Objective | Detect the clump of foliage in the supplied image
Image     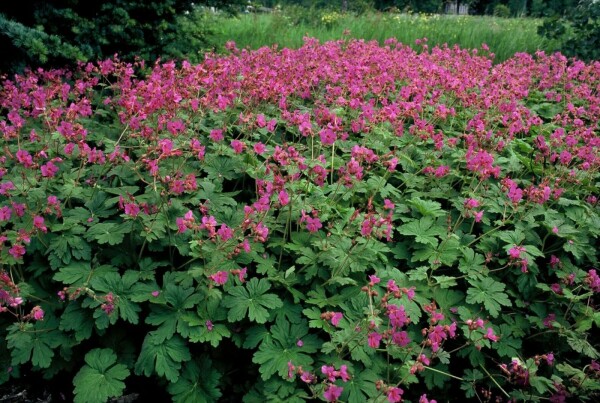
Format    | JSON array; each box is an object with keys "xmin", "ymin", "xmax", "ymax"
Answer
[
  {"xmin": 538, "ymin": 0, "xmax": 600, "ymax": 62},
  {"xmin": 0, "ymin": 1, "xmax": 246, "ymax": 74},
  {"xmin": 0, "ymin": 39, "xmax": 599, "ymax": 401}
]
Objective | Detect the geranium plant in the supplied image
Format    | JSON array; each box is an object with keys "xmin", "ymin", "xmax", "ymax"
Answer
[{"xmin": 0, "ymin": 38, "xmax": 599, "ymax": 401}]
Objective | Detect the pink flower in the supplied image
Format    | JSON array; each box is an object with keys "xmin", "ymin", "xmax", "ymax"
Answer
[
  {"xmin": 231, "ymin": 140, "xmax": 244, "ymax": 154},
  {"xmin": 9, "ymin": 244, "xmax": 26, "ymax": 259},
  {"xmin": 255, "ymin": 222, "xmax": 269, "ymax": 242},
  {"xmin": 319, "ymin": 128, "xmax": 336, "ymax": 145},
  {"xmin": 31, "ymin": 306, "xmax": 44, "ymax": 321},
  {"xmin": 339, "ymin": 365, "xmax": 350, "ymax": 382},
  {"xmin": 217, "ymin": 224, "xmax": 234, "ymax": 241},
  {"xmin": 16, "ymin": 149, "xmax": 33, "ymax": 167},
  {"xmin": 473, "ymin": 210, "xmax": 484, "ymax": 223},
  {"xmin": 256, "ymin": 114, "xmax": 267, "ymax": 128},
  {"xmin": 0, "ymin": 206, "xmax": 11, "ymax": 221},
  {"xmin": 278, "ymin": 190, "xmax": 290, "ymax": 206},
  {"xmin": 41, "ymin": 161, "xmax": 59, "ymax": 177},
  {"xmin": 206, "ymin": 320, "xmax": 214, "ymax": 331},
  {"xmin": 209, "ymin": 129, "xmax": 224, "ymax": 142},
  {"xmin": 321, "ymin": 365, "xmax": 336, "ymax": 382},
  {"xmin": 151, "ymin": 291, "xmax": 160, "ymax": 297},
  {"xmin": 323, "ymin": 384, "xmax": 343, "ymax": 402},
  {"xmin": 383, "ymin": 199, "xmax": 395, "ymax": 210},
  {"xmin": 543, "ymin": 313, "xmax": 556, "ymax": 329},
  {"xmin": 176, "ymin": 218, "xmax": 187, "ymax": 233},
  {"xmin": 419, "ymin": 394, "xmax": 437, "ymax": 403},
  {"xmin": 331, "ymin": 312, "xmax": 343, "ymax": 326},
  {"xmin": 124, "ymin": 203, "xmax": 140, "ymax": 217},
  {"xmin": 508, "ymin": 245, "xmax": 526, "ymax": 259},
  {"xmin": 484, "ymin": 327, "xmax": 499, "ymax": 342},
  {"xmin": 253, "ymin": 142, "xmax": 266, "ymax": 154},
  {"xmin": 387, "ymin": 386, "xmax": 404, "ymax": 403},
  {"xmin": 209, "ymin": 271, "xmax": 228, "ymax": 285},
  {"xmin": 464, "ymin": 198, "xmax": 480, "ymax": 209},
  {"xmin": 368, "ymin": 274, "xmax": 380, "ymax": 286},
  {"xmin": 392, "ymin": 331, "xmax": 410, "ymax": 347},
  {"xmin": 368, "ymin": 331, "xmax": 382, "ymax": 348},
  {"xmin": 296, "ymin": 339, "xmax": 303, "ymax": 347},
  {"xmin": 33, "ymin": 215, "xmax": 47, "ymax": 232},
  {"xmin": 434, "ymin": 165, "xmax": 449, "ymax": 177}
]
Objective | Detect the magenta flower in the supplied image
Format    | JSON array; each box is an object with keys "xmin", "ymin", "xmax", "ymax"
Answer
[
  {"xmin": 253, "ymin": 142, "xmax": 266, "ymax": 154},
  {"xmin": 484, "ymin": 327, "xmax": 499, "ymax": 342},
  {"xmin": 0, "ymin": 206, "xmax": 11, "ymax": 221},
  {"xmin": 387, "ymin": 386, "xmax": 404, "ymax": 403},
  {"xmin": 278, "ymin": 190, "xmax": 290, "ymax": 206},
  {"xmin": 392, "ymin": 331, "xmax": 410, "ymax": 347},
  {"xmin": 508, "ymin": 245, "xmax": 526, "ymax": 259},
  {"xmin": 368, "ymin": 331, "xmax": 382, "ymax": 348},
  {"xmin": 209, "ymin": 271, "xmax": 228, "ymax": 285},
  {"xmin": 319, "ymin": 128, "xmax": 337, "ymax": 145},
  {"xmin": 339, "ymin": 365, "xmax": 350, "ymax": 382},
  {"xmin": 33, "ymin": 215, "xmax": 47, "ymax": 232},
  {"xmin": 383, "ymin": 199, "xmax": 395, "ymax": 210},
  {"xmin": 368, "ymin": 274, "xmax": 380, "ymax": 286},
  {"xmin": 473, "ymin": 210, "xmax": 484, "ymax": 222},
  {"xmin": 31, "ymin": 306, "xmax": 44, "ymax": 321},
  {"xmin": 331, "ymin": 312, "xmax": 343, "ymax": 326},
  {"xmin": 9, "ymin": 244, "xmax": 26, "ymax": 259},
  {"xmin": 217, "ymin": 224, "xmax": 234, "ymax": 241},
  {"xmin": 151, "ymin": 291, "xmax": 160, "ymax": 297},
  {"xmin": 205, "ymin": 320, "xmax": 214, "ymax": 331},
  {"xmin": 124, "ymin": 203, "xmax": 140, "ymax": 217},
  {"xmin": 209, "ymin": 129, "xmax": 224, "ymax": 142},
  {"xmin": 308, "ymin": 217, "xmax": 323, "ymax": 233},
  {"xmin": 321, "ymin": 365, "xmax": 336, "ymax": 382},
  {"xmin": 464, "ymin": 198, "xmax": 480, "ymax": 209},
  {"xmin": 41, "ymin": 161, "xmax": 59, "ymax": 177},
  {"xmin": 231, "ymin": 139, "xmax": 244, "ymax": 154},
  {"xmin": 323, "ymin": 384, "xmax": 343, "ymax": 402}
]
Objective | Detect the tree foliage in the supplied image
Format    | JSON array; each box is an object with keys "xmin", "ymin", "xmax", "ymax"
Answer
[{"xmin": 0, "ymin": 1, "xmax": 243, "ymax": 74}]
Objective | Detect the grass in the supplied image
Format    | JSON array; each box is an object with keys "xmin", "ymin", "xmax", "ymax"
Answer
[{"xmin": 207, "ymin": 12, "xmax": 560, "ymax": 62}]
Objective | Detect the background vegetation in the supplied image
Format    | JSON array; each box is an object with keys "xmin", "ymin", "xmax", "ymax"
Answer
[{"xmin": 1, "ymin": 0, "xmax": 599, "ymax": 75}]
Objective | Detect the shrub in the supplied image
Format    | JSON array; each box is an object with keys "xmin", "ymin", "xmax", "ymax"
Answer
[
  {"xmin": 0, "ymin": 1, "xmax": 245, "ymax": 74},
  {"xmin": 493, "ymin": 4, "xmax": 512, "ymax": 17},
  {"xmin": 0, "ymin": 39, "xmax": 599, "ymax": 401},
  {"xmin": 538, "ymin": 0, "xmax": 600, "ymax": 62}
]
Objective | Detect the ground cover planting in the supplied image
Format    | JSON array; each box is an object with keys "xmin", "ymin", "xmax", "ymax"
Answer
[{"xmin": 0, "ymin": 38, "xmax": 599, "ymax": 401}]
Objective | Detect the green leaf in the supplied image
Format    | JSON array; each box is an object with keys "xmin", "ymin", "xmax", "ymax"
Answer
[
  {"xmin": 90, "ymin": 271, "xmax": 142, "ymax": 325},
  {"xmin": 398, "ymin": 217, "xmax": 445, "ymax": 246},
  {"xmin": 146, "ymin": 283, "xmax": 203, "ymax": 342},
  {"xmin": 252, "ymin": 317, "xmax": 321, "ymax": 380},
  {"xmin": 466, "ymin": 278, "xmax": 511, "ymax": 318},
  {"xmin": 223, "ymin": 278, "xmax": 283, "ymax": 323},
  {"xmin": 344, "ymin": 367, "xmax": 379, "ymax": 403},
  {"xmin": 408, "ymin": 198, "xmax": 446, "ymax": 217},
  {"xmin": 85, "ymin": 222, "xmax": 131, "ymax": 245},
  {"xmin": 565, "ymin": 334, "xmax": 599, "ymax": 359},
  {"xmin": 168, "ymin": 357, "xmax": 222, "ymax": 403},
  {"xmin": 6, "ymin": 319, "xmax": 66, "ymax": 369},
  {"xmin": 135, "ymin": 334, "xmax": 191, "ymax": 382},
  {"xmin": 60, "ymin": 302, "xmax": 94, "ymax": 341},
  {"xmin": 73, "ymin": 348, "xmax": 129, "ymax": 403}
]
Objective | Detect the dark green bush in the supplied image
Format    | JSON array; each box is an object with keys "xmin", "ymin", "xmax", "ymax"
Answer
[{"xmin": 538, "ymin": 0, "xmax": 600, "ymax": 62}]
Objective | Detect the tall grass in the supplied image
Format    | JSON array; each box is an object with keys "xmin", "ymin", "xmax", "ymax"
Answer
[{"xmin": 208, "ymin": 12, "xmax": 559, "ymax": 62}]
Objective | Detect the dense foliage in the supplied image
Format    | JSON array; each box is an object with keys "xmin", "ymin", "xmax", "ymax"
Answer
[
  {"xmin": 538, "ymin": 0, "xmax": 600, "ymax": 63},
  {"xmin": 0, "ymin": 39, "xmax": 599, "ymax": 401},
  {"xmin": 0, "ymin": 0, "xmax": 246, "ymax": 74}
]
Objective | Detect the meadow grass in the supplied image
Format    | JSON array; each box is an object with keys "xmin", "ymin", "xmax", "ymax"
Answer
[{"xmin": 209, "ymin": 12, "xmax": 559, "ymax": 62}]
